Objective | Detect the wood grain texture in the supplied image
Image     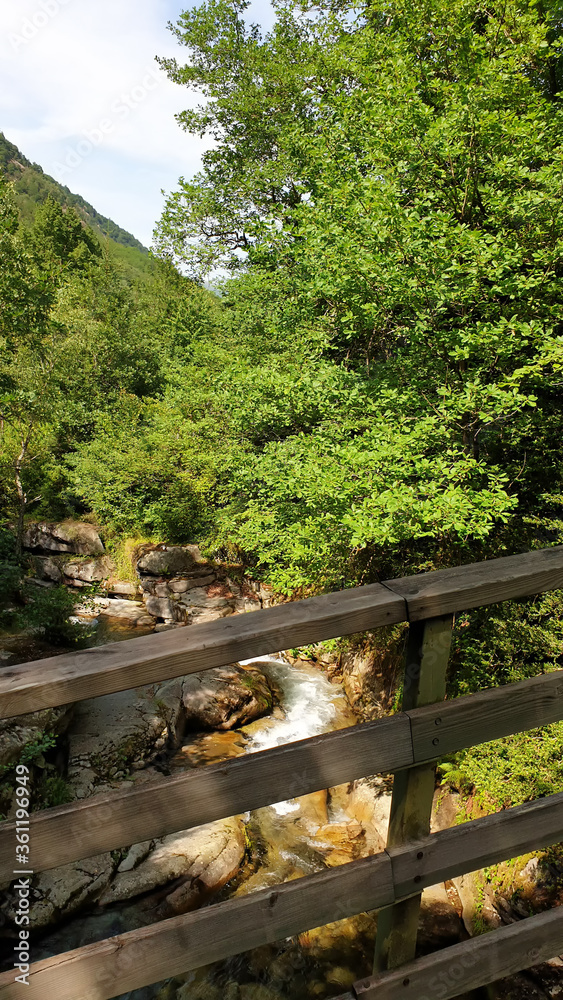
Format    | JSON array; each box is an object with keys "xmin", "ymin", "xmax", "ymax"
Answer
[
  {"xmin": 4, "ymin": 670, "xmax": 562, "ymax": 880},
  {"xmin": 389, "ymin": 790, "xmax": 563, "ymax": 899},
  {"xmin": 374, "ymin": 616, "xmax": 453, "ymax": 973},
  {"xmin": 0, "ymin": 583, "xmax": 405, "ymax": 719},
  {"xmin": 3, "ymin": 788, "xmax": 563, "ymax": 999},
  {"xmin": 0, "ymin": 715, "xmax": 413, "ymax": 879},
  {"xmin": 0, "ymin": 853, "xmax": 394, "ymax": 1000},
  {"xmin": 408, "ymin": 669, "xmax": 563, "ymax": 762},
  {"xmin": 384, "ymin": 546, "xmax": 563, "ymax": 620},
  {"xmin": 354, "ymin": 905, "xmax": 563, "ymax": 999}
]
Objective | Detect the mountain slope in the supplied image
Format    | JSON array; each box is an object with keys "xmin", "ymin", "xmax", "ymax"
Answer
[{"xmin": 0, "ymin": 131, "xmax": 154, "ymax": 280}]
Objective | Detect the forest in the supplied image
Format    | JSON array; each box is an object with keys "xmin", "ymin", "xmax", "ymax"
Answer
[{"xmin": 1, "ymin": 0, "xmax": 563, "ymax": 959}]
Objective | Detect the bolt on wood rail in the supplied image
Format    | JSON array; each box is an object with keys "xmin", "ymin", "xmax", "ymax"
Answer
[{"xmin": 0, "ymin": 546, "xmax": 562, "ymax": 1000}]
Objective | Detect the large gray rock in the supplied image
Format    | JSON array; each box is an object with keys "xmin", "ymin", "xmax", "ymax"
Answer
[
  {"xmin": 177, "ymin": 587, "xmax": 229, "ymax": 609},
  {"xmin": 66, "ymin": 679, "xmax": 186, "ymax": 796},
  {"xmin": 136, "ymin": 544, "xmax": 211, "ymax": 578},
  {"xmin": 3, "ymin": 852, "xmax": 116, "ymax": 930},
  {"xmin": 107, "ymin": 580, "xmax": 139, "ymax": 597},
  {"xmin": 23, "ymin": 522, "xmax": 104, "ymax": 556},
  {"xmin": 144, "ymin": 595, "xmax": 175, "ymax": 620},
  {"xmin": 63, "ymin": 555, "xmax": 115, "ymax": 586},
  {"xmin": 99, "ymin": 818, "xmax": 245, "ymax": 915},
  {"xmin": 98, "ymin": 599, "xmax": 155, "ymax": 626},
  {"xmin": 168, "ymin": 575, "xmax": 215, "ymax": 594},
  {"xmin": 28, "ymin": 555, "xmax": 63, "ymax": 584},
  {"xmin": 182, "ymin": 664, "xmax": 277, "ymax": 731}
]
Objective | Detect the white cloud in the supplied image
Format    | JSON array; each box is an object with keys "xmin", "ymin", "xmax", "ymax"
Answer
[{"xmin": 0, "ymin": 0, "xmax": 274, "ymax": 247}]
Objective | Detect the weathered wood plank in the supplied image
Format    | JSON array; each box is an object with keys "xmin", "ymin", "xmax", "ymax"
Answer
[
  {"xmin": 384, "ymin": 546, "xmax": 563, "ymax": 621},
  {"xmin": 5, "ymin": 669, "xmax": 563, "ymax": 880},
  {"xmin": 0, "ymin": 853, "xmax": 394, "ymax": 1000},
  {"xmin": 354, "ymin": 905, "xmax": 563, "ymax": 999},
  {"xmin": 373, "ymin": 616, "xmax": 453, "ymax": 972},
  {"xmin": 0, "ymin": 715, "xmax": 413, "ymax": 880},
  {"xmin": 0, "ymin": 584, "xmax": 405, "ymax": 719},
  {"xmin": 409, "ymin": 669, "xmax": 563, "ymax": 763},
  {"xmin": 2, "ymin": 789, "xmax": 563, "ymax": 999},
  {"xmin": 389, "ymin": 789, "xmax": 563, "ymax": 899}
]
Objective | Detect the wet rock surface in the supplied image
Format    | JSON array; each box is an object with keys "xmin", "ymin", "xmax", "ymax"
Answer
[
  {"xmin": 100, "ymin": 818, "xmax": 246, "ymax": 916},
  {"xmin": 182, "ymin": 664, "xmax": 279, "ymax": 731}
]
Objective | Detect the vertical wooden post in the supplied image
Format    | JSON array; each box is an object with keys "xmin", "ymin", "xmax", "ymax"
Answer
[{"xmin": 373, "ymin": 614, "xmax": 454, "ymax": 973}]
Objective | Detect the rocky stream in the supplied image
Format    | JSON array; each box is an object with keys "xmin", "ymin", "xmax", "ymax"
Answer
[{"xmin": 1, "ymin": 523, "xmax": 562, "ymax": 1000}]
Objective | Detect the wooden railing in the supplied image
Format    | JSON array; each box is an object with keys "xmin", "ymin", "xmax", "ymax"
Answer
[{"xmin": 0, "ymin": 546, "xmax": 562, "ymax": 1000}]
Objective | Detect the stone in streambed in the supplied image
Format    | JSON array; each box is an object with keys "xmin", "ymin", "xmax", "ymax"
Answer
[
  {"xmin": 99, "ymin": 598, "xmax": 155, "ymax": 626},
  {"xmin": 65, "ymin": 679, "xmax": 186, "ymax": 796},
  {"xmin": 117, "ymin": 840, "xmax": 154, "ymax": 872},
  {"xmin": 99, "ymin": 818, "xmax": 245, "ymax": 912},
  {"xmin": 144, "ymin": 595, "xmax": 175, "ymax": 620},
  {"xmin": 182, "ymin": 664, "xmax": 278, "ymax": 731}
]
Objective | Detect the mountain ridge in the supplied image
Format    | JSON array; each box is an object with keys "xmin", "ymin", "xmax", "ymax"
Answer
[{"xmin": 0, "ymin": 130, "xmax": 148, "ymax": 257}]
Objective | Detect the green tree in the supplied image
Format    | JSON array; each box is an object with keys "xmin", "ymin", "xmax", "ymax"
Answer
[{"xmin": 154, "ymin": 0, "xmax": 563, "ymax": 590}]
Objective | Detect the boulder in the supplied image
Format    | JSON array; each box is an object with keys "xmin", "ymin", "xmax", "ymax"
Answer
[
  {"xmin": 99, "ymin": 817, "xmax": 245, "ymax": 914},
  {"xmin": 144, "ymin": 595, "xmax": 175, "ymax": 620},
  {"xmin": 0, "ymin": 704, "xmax": 74, "ymax": 771},
  {"xmin": 23, "ymin": 522, "xmax": 104, "ymax": 556},
  {"xmin": 182, "ymin": 664, "xmax": 278, "ymax": 731},
  {"xmin": 2, "ymin": 852, "xmax": 116, "ymax": 930},
  {"xmin": 63, "ymin": 555, "xmax": 115, "ymax": 586},
  {"xmin": 107, "ymin": 580, "xmax": 139, "ymax": 597},
  {"xmin": 66, "ymin": 679, "xmax": 186, "ymax": 796},
  {"xmin": 417, "ymin": 882, "xmax": 464, "ymax": 953},
  {"xmin": 340, "ymin": 647, "xmax": 388, "ymax": 720},
  {"xmin": 99, "ymin": 599, "xmax": 155, "ymax": 627},
  {"xmin": 178, "ymin": 587, "xmax": 230, "ymax": 609},
  {"xmin": 168, "ymin": 575, "xmax": 216, "ymax": 594},
  {"xmin": 136, "ymin": 544, "xmax": 211, "ymax": 578},
  {"xmin": 28, "ymin": 556, "xmax": 63, "ymax": 584}
]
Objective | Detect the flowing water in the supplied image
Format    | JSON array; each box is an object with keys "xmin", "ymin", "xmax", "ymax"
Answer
[{"xmin": 4, "ymin": 636, "xmax": 385, "ymax": 999}]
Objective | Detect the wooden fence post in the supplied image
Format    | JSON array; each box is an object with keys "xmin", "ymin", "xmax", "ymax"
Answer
[{"xmin": 373, "ymin": 614, "xmax": 454, "ymax": 972}]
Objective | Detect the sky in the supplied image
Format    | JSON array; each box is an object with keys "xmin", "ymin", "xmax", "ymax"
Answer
[{"xmin": 0, "ymin": 0, "xmax": 275, "ymax": 248}]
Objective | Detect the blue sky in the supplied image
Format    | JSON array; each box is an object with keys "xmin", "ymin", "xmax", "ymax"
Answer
[{"xmin": 0, "ymin": 0, "xmax": 275, "ymax": 247}]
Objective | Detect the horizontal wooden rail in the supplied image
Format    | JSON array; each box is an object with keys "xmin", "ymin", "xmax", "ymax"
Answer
[
  {"xmin": 0, "ymin": 670, "xmax": 560, "ymax": 880},
  {"xmin": 0, "ymin": 583, "xmax": 405, "ymax": 718},
  {"xmin": 384, "ymin": 545, "xmax": 563, "ymax": 621},
  {"xmin": 2, "ymin": 791, "xmax": 563, "ymax": 1000},
  {"xmin": 2, "ymin": 670, "xmax": 561, "ymax": 880},
  {"xmin": 354, "ymin": 906, "xmax": 563, "ymax": 999},
  {"xmin": 0, "ymin": 854, "xmax": 395, "ymax": 1000},
  {"xmin": 1, "ymin": 547, "xmax": 562, "ymax": 719},
  {"xmin": 388, "ymin": 789, "xmax": 563, "ymax": 899},
  {"xmin": 0, "ymin": 715, "xmax": 412, "ymax": 880},
  {"xmin": 409, "ymin": 667, "xmax": 563, "ymax": 762}
]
